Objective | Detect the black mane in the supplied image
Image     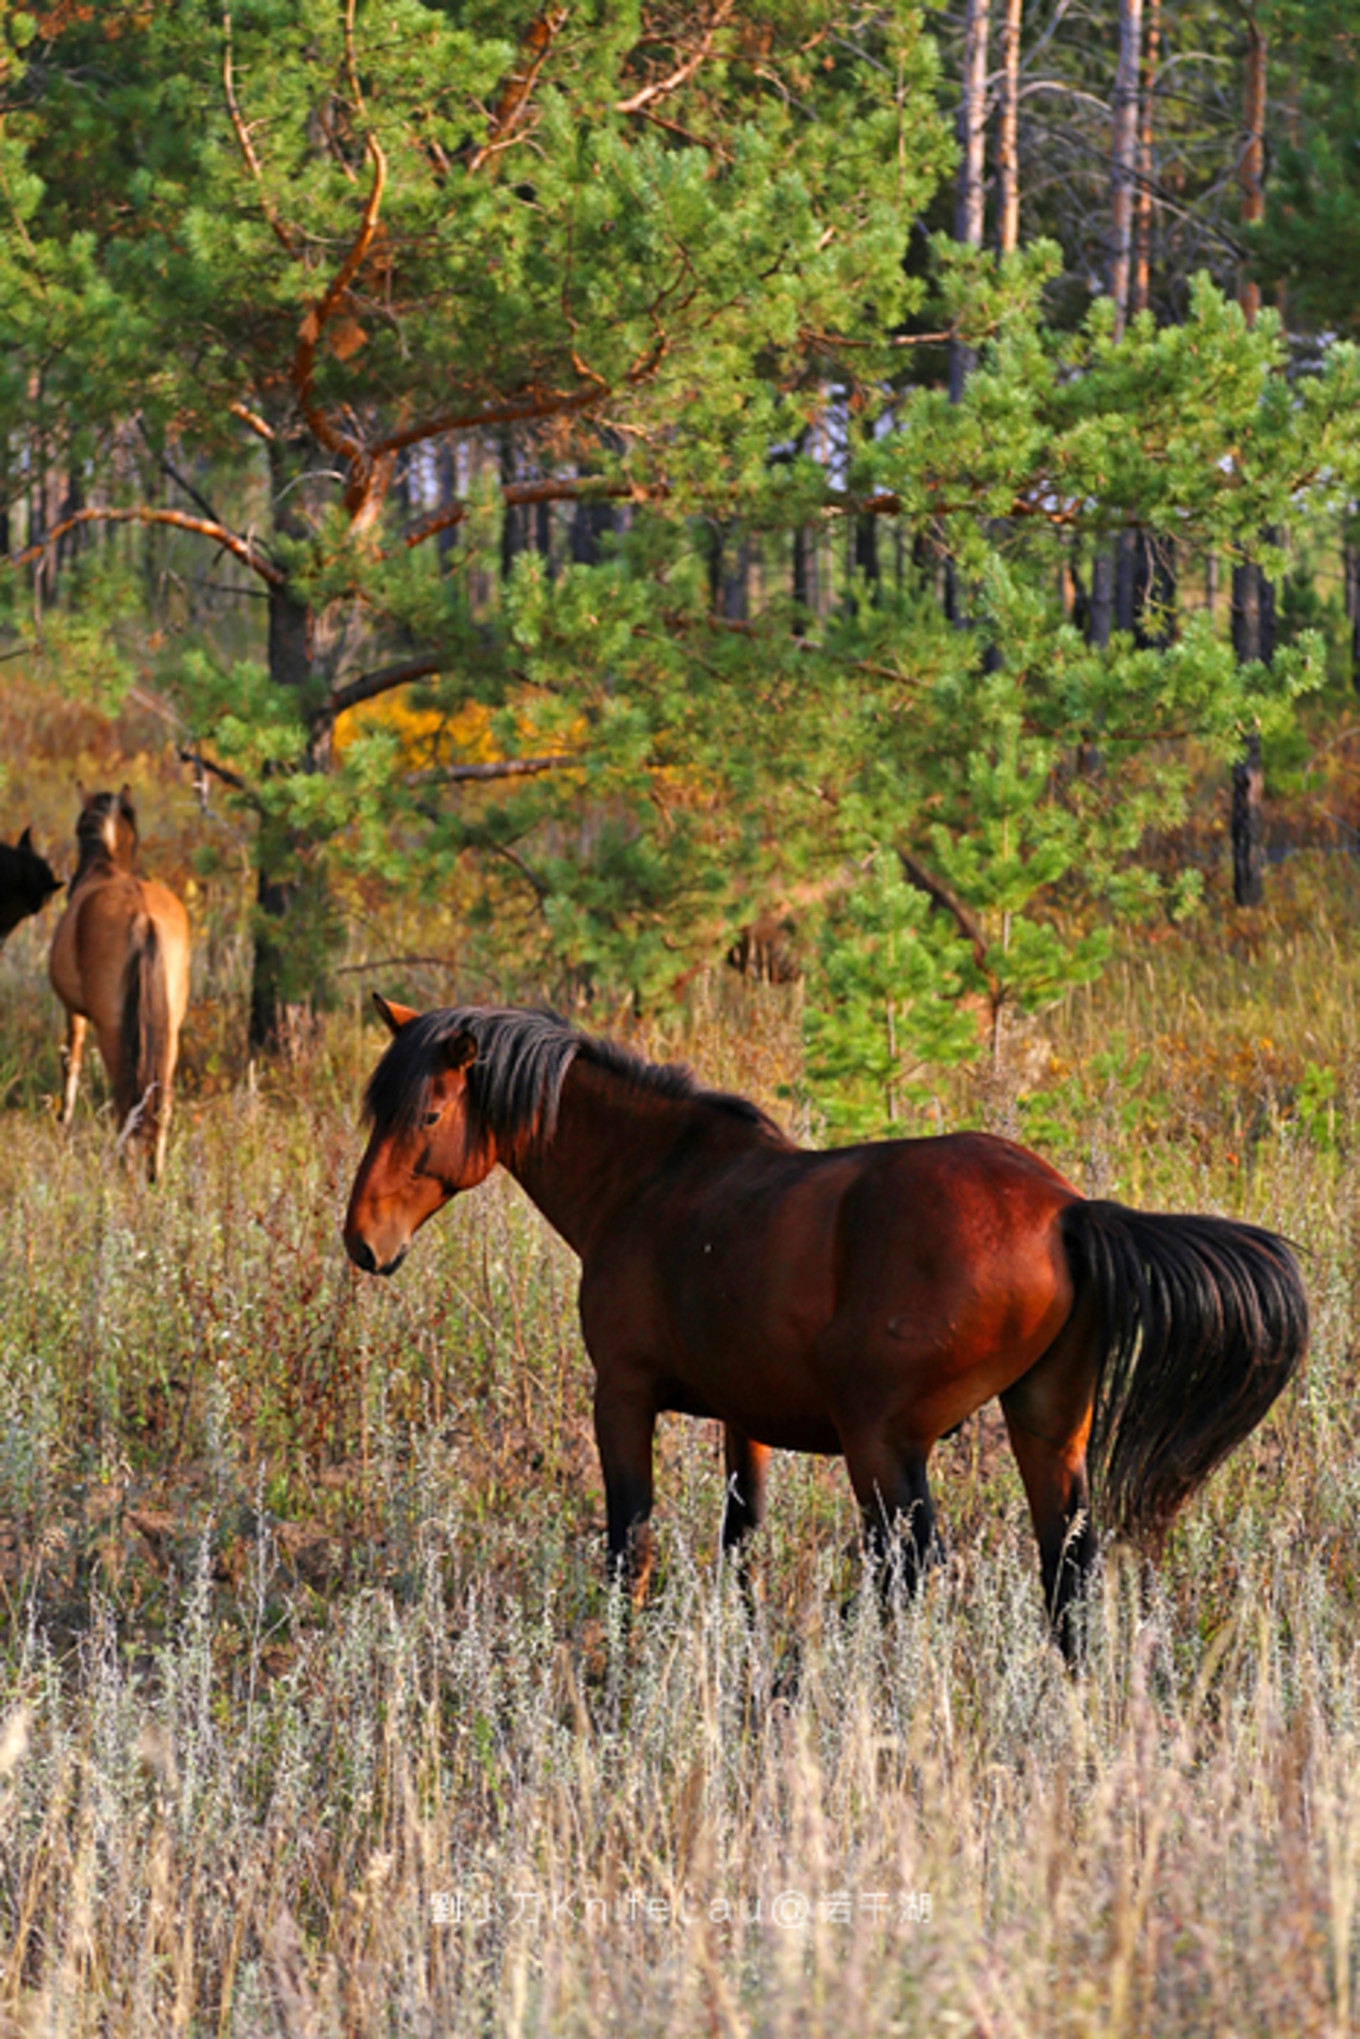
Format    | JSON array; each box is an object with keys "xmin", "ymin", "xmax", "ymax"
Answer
[{"xmin": 363, "ymin": 1005, "xmax": 781, "ymax": 1154}]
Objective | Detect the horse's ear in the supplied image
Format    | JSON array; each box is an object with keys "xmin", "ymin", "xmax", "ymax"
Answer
[
  {"xmin": 18, "ymin": 827, "xmax": 31, "ymax": 852},
  {"xmin": 119, "ymin": 784, "xmax": 136, "ymax": 821},
  {"xmin": 77, "ymin": 783, "xmax": 90, "ymax": 808},
  {"xmin": 373, "ymin": 992, "xmax": 419, "ymax": 1035},
  {"xmin": 443, "ymin": 1031, "xmax": 477, "ymax": 1073}
]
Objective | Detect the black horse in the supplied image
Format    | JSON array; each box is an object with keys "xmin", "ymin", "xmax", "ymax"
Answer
[{"xmin": 0, "ymin": 828, "xmax": 61, "ymax": 943}]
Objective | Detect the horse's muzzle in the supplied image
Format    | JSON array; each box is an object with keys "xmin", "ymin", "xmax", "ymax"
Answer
[{"xmin": 344, "ymin": 1233, "xmax": 408, "ymax": 1278}]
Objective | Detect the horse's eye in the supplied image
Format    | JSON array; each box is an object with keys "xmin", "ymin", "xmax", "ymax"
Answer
[{"xmin": 421, "ymin": 1109, "xmax": 441, "ymax": 1129}]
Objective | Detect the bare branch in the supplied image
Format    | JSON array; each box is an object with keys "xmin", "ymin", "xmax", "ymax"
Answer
[
  {"xmin": 177, "ymin": 746, "xmax": 254, "ymax": 797},
  {"xmin": 139, "ymin": 420, "xmax": 230, "ymax": 532},
  {"xmin": 406, "ymin": 754, "xmax": 577, "ymax": 786},
  {"xmin": 229, "ymin": 399, "xmax": 275, "ymax": 443},
  {"xmin": 6, "ymin": 505, "xmax": 286, "ymax": 586},
  {"xmin": 898, "ymin": 848, "xmax": 1000, "ymax": 1004},
  {"xmin": 402, "ymin": 476, "xmax": 652, "ymax": 551},
  {"xmin": 468, "ymin": 7, "xmax": 570, "ymax": 176},
  {"xmin": 615, "ymin": 1, "xmax": 734, "ymax": 116}
]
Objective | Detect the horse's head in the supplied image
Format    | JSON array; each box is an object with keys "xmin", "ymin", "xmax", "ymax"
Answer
[
  {"xmin": 75, "ymin": 786, "xmax": 138, "ymax": 871},
  {"xmin": 343, "ymin": 994, "xmax": 496, "ymax": 1276}
]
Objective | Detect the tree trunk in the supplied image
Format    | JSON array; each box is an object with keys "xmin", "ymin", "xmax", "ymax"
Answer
[
  {"xmin": 1109, "ymin": 0, "xmax": 1143, "ymax": 336},
  {"xmin": 1089, "ymin": 549, "xmax": 1114, "ymax": 648},
  {"xmin": 500, "ymin": 428, "xmax": 523, "ymax": 584},
  {"xmin": 1237, "ymin": 15, "xmax": 1265, "ymax": 320},
  {"xmin": 1132, "ymin": 0, "xmax": 1160, "ymax": 316},
  {"xmin": 997, "ymin": 0, "xmax": 1022, "ymax": 255},
  {"xmin": 950, "ymin": 0, "xmax": 990, "ymax": 403},
  {"xmin": 1230, "ymin": 11, "xmax": 1269, "ymax": 907},
  {"xmin": 854, "ymin": 513, "xmax": 880, "ymax": 598},
  {"xmin": 1232, "ymin": 734, "xmax": 1264, "ymax": 907},
  {"xmin": 1230, "ymin": 555, "xmax": 1273, "ymax": 908}
]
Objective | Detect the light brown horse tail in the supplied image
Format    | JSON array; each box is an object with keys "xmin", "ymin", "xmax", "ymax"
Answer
[
  {"xmin": 119, "ymin": 911, "xmax": 169, "ymax": 1143},
  {"xmin": 1061, "ymin": 1200, "xmax": 1308, "ymax": 1552}
]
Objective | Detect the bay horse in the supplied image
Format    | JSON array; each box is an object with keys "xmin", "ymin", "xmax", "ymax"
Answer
[
  {"xmin": 48, "ymin": 789, "xmax": 191, "ymax": 1183},
  {"xmin": 0, "ymin": 828, "xmax": 61, "ymax": 942},
  {"xmin": 343, "ymin": 1001, "xmax": 1307, "ymax": 1658}
]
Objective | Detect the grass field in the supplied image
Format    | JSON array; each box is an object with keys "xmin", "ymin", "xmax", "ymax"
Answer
[{"xmin": 2, "ymin": 850, "xmax": 1360, "ymax": 2036}]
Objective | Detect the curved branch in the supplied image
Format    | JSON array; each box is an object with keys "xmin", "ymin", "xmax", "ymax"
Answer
[
  {"xmin": 330, "ymin": 654, "xmax": 446, "ymax": 717},
  {"xmin": 6, "ymin": 506, "xmax": 286, "ymax": 586},
  {"xmin": 222, "ymin": 9, "xmax": 295, "ymax": 253},
  {"xmin": 292, "ymin": 131, "xmax": 388, "ymax": 464}
]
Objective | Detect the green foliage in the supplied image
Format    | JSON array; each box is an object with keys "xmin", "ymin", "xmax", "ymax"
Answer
[{"xmin": 802, "ymin": 853, "xmax": 982, "ymax": 1140}]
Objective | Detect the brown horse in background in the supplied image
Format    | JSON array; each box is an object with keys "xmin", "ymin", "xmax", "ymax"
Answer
[
  {"xmin": 49, "ymin": 789, "xmax": 190, "ymax": 1182},
  {"xmin": 344, "ymin": 1002, "xmax": 1308, "ymax": 1662},
  {"xmin": 0, "ymin": 828, "xmax": 62, "ymax": 942}
]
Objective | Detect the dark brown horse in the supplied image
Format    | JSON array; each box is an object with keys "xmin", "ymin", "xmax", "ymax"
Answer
[
  {"xmin": 0, "ymin": 828, "xmax": 61, "ymax": 942},
  {"xmin": 48, "ymin": 789, "xmax": 191, "ymax": 1182},
  {"xmin": 343, "ymin": 1002, "xmax": 1307, "ymax": 1657}
]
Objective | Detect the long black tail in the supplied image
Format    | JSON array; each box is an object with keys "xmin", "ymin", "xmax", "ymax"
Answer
[
  {"xmin": 1061, "ymin": 1200, "xmax": 1308, "ymax": 1549},
  {"xmin": 118, "ymin": 913, "xmax": 166, "ymax": 1139}
]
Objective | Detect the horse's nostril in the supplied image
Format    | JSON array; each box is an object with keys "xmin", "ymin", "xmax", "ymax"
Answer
[
  {"xmin": 379, "ymin": 1244, "xmax": 408, "ymax": 1277},
  {"xmin": 347, "ymin": 1234, "xmax": 378, "ymax": 1274}
]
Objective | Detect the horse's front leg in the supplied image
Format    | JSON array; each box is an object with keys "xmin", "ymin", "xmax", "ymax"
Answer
[
  {"xmin": 593, "ymin": 1377, "xmax": 656, "ymax": 1607},
  {"xmin": 720, "ymin": 1425, "xmax": 770, "ymax": 1557},
  {"xmin": 59, "ymin": 1012, "xmax": 87, "ymax": 1127},
  {"xmin": 841, "ymin": 1432, "xmax": 942, "ymax": 1604}
]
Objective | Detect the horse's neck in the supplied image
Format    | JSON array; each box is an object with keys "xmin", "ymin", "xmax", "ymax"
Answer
[
  {"xmin": 510, "ymin": 1059, "xmax": 716, "ymax": 1258},
  {"xmin": 72, "ymin": 844, "xmax": 132, "ymax": 886}
]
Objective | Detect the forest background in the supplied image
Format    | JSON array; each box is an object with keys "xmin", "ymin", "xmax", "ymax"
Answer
[{"xmin": 3, "ymin": 0, "xmax": 1360, "ymax": 1131}]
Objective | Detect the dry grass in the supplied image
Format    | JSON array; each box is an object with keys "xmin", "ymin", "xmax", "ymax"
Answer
[{"xmin": 3, "ymin": 855, "xmax": 1360, "ymax": 2034}]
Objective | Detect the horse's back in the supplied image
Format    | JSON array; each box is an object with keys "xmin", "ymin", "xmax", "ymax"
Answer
[{"xmin": 611, "ymin": 1128, "xmax": 1082, "ymax": 1451}]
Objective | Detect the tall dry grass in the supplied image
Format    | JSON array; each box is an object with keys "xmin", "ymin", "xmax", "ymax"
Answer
[{"xmin": 2, "ymin": 855, "xmax": 1360, "ymax": 2033}]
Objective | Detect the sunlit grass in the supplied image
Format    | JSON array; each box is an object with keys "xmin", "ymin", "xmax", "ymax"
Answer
[{"xmin": 2, "ymin": 856, "xmax": 1360, "ymax": 2032}]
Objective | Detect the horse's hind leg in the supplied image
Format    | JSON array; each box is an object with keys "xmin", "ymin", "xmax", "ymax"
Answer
[
  {"xmin": 1001, "ymin": 1301, "xmax": 1099, "ymax": 1666},
  {"xmin": 59, "ymin": 1012, "xmax": 87, "ymax": 1126},
  {"xmin": 841, "ymin": 1433, "xmax": 940, "ymax": 1602}
]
